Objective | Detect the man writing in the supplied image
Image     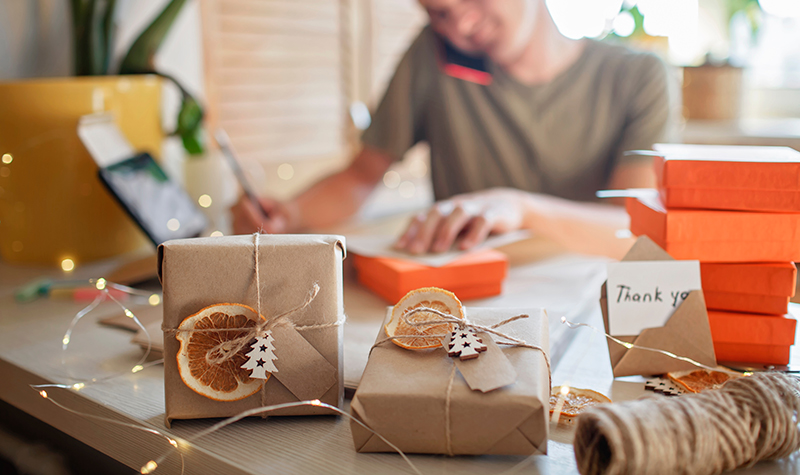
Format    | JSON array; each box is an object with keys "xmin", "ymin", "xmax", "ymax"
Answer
[{"xmin": 232, "ymin": 0, "xmax": 675, "ymax": 258}]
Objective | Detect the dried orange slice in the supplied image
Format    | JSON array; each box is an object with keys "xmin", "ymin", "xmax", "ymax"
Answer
[
  {"xmin": 667, "ymin": 368, "xmax": 742, "ymax": 393},
  {"xmin": 386, "ymin": 287, "xmax": 465, "ymax": 349},
  {"xmin": 549, "ymin": 386, "xmax": 611, "ymax": 424},
  {"xmin": 176, "ymin": 303, "xmax": 265, "ymax": 401}
]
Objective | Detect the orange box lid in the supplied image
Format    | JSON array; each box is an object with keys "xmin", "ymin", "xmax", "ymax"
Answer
[
  {"xmin": 627, "ymin": 194, "xmax": 800, "ymax": 262},
  {"xmin": 652, "ymin": 144, "xmax": 800, "ymax": 212},
  {"xmin": 713, "ymin": 342, "xmax": 791, "ymax": 365},
  {"xmin": 704, "ymin": 290, "xmax": 790, "ymax": 316},
  {"xmin": 352, "ymin": 249, "xmax": 508, "ymax": 289},
  {"xmin": 653, "ymin": 144, "xmax": 800, "ymax": 190},
  {"xmin": 353, "ymin": 249, "xmax": 508, "ymax": 304},
  {"xmin": 357, "ymin": 272, "xmax": 503, "ymax": 304},
  {"xmin": 700, "ymin": 262, "xmax": 796, "ymax": 297},
  {"xmin": 708, "ymin": 310, "xmax": 796, "ymax": 346}
]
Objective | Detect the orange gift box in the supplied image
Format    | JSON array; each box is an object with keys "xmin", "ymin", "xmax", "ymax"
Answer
[
  {"xmin": 700, "ymin": 262, "xmax": 796, "ymax": 314},
  {"xmin": 627, "ymin": 195, "xmax": 800, "ymax": 262},
  {"xmin": 713, "ymin": 342, "xmax": 791, "ymax": 365},
  {"xmin": 652, "ymin": 144, "xmax": 800, "ymax": 212},
  {"xmin": 707, "ymin": 310, "xmax": 796, "ymax": 346},
  {"xmin": 704, "ymin": 291, "xmax": 791, "ymax": 315},
  {"xmin": 353, "ymin": 249, "xmax": 508, "ymax": 304}
]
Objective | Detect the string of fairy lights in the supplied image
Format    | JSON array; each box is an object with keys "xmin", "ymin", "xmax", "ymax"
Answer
[
  {"xmin": 28, "ymin": 277, "xmax": 427, "ymax": 475},
  {"xmin": 28, "ymin": 277, "xmax": 739, "ymax": 474}
]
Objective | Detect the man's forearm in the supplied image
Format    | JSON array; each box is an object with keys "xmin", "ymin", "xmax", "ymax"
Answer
[
  {"xmin": 520, "ymin": 191, "xmax": 634, "ymax": 259},
  {"xmin": 290, "ymin": 146, "xmax": 393, "ymax": 230}
]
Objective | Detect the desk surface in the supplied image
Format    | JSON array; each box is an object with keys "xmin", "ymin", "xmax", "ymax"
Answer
[{"xmin": 1, "ymin": 244, "xmax": 798, "ymax": 475}]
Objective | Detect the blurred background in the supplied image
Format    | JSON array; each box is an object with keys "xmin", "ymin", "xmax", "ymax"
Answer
[{"xmin": 2, "ymin": 0, "xmax": 800, "ymax": 241}]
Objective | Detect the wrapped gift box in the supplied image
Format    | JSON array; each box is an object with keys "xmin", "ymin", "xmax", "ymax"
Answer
[
  {"xmin": 158, "ymin": 234, "xmax": 345, "ymax": 425},
  {"xmin": 350, "ymin": 307, "xmax": 549, "ymax": 455},
  {"xmin": 626, "ymin": 194, "xmax": 800, "ymax": 262},
  {"xmin": 652, "ymin": 144, "xmax": 800, "ymax": 213},
  {"xmin": 701, "ymin": 262, "xmax": 796, "ymax": 315},
  {"xmin": 353, "ymin": 249, "xmax": 508, "ymax": 303}
]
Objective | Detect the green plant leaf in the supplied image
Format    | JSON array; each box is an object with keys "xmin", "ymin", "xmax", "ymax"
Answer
[
  {"xmin": 181, "ymin": 127, "xmax": 205, "ymax": 156},
  {"xmin": 176, "ymin": 96, "xmax": 202, "ymax": 134},
  {"xmin": 118, "ymin": 0, "xmax": 188, "ymax": 74}
]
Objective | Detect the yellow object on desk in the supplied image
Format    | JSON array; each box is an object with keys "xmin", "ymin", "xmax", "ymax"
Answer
[{"xmin": 0, "ymin": 76, "xmax": 161, "ymax": 266}]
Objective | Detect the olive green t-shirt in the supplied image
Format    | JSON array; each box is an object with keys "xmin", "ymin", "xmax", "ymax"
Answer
[{"xmin": 361, "ymin": 26, "xmax": 676, "ymax": 202}]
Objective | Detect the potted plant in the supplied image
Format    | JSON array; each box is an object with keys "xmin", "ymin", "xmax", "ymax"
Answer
[{"xmin": 0, "ymin": 0, "xmax": 201, "ymax": 266}]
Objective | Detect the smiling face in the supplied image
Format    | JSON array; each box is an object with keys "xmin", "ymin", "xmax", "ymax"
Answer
[{"xmin": 419, "ymin": 0, "xmax": 539, "ymax": 65}]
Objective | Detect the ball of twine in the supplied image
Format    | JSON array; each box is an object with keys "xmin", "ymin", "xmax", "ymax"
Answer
[{"xmin": 573, "ymin": 372, "xmax": 800, "ymax": 475}]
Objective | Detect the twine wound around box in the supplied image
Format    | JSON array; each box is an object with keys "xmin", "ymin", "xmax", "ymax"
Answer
[
  {"xmin": 372, "ymin": 307, "xmax": 551, "ymax": 456},
  {"xmin": 162, "ymin": 232, "xmax": 346, "ymax": 407}
]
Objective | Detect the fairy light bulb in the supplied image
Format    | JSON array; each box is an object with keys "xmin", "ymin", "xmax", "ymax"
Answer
[
  {"xmin": 277, "ymin": 163, "xmax": 294, "ymax": 180},
  {"xmin": 125, "ymin": 309, "xmax": 134, "ymax": 319},
  {"xmin": 310, "ymin": 399, "xmax": 322, "ymax": 406},
  {"xmin": 198, "ymin": 194, "xmax": 212, "ymax": 208},
  {"xmin": 148, "ymin": 294, "xmax": 161, "ymax": 306},
  {"xmin": 132, "ymin": 365, "xmax": 144, "ymax": 373},
  {"xmin": 560, "ymin": 385, "xmax": 570, "ymax": 396},
  {"xmin": 61, "ymin": 258, "xmax": 75, "ymax": 272},
  {"xmin": 72, "ymin": 383, "xmax": 85, "ymax": 391},
  {"xmin": 62, "ymin": 335, "xmax": 70, "ymax": 346},
  {"xmin": 1, "ymin": 153, "xmax": 12, "ymax": 164},
  {"xmin": 39, "ymin": 390, "xmax": 48, "ymax": 399},
  {"xmin": 95, "ymin": 278, "xmax": 107, "ymax": 290},
  {"xmin": 168, "ymin": 438, "xmax": 178, "ymax": 448},
  {"xmin": 140, "ymin": 461, "xmax": 158, "ymax": 474}
]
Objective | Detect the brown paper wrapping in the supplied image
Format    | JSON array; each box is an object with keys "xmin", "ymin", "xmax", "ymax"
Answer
[
  {"xmin": 350, "ymin": 308, "xmax": 549, "ymax": 455},
  {"xmin": 158, "ymin": 234, "xmax": 345, "ymax": 426},
  {"xmin": 600, "ymin": 236, "xmax": 717, "ymax": 377}
]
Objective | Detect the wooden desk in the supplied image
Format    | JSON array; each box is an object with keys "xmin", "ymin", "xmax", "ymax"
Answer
[{"xmin": 1, "ymin": 249, "xmax": 797, "ymax": 475}]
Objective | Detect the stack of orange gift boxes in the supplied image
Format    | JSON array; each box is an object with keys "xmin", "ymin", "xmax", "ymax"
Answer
[{"xmin": 627, "ymin": 144, "xmax": 800, "ymax": 365}]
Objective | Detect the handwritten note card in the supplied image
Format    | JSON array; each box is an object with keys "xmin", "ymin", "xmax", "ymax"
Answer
[{"xmin": 607, "ymin": 260, "xmax": 702, "ymax": 335}]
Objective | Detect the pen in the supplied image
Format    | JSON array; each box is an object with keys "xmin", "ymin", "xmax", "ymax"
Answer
[{"xmin": 215, "ymin": 128, "xmax": 271, "ymax": 219}]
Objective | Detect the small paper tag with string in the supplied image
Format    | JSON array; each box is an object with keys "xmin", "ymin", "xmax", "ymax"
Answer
[{"xmin": 445, "ymin": 330, "xmax": 517, "ymax": 392}]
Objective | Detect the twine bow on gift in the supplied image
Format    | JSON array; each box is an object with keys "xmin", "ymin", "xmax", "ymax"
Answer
[
  {"xmin": 165, "ymin": 233, "xmax": 344, "ymax": 408},
  {"xmin": 372, "ymin": 306, "xmax": 551, "ymax": 456},
  {"xmin": 373, "ymin": 307, "xmax": 551, "ymax": 384}
]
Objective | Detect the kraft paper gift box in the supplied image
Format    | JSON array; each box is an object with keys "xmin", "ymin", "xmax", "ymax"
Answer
[
  {"xmin": 700, "ymin": 262, "xmax": 796, "ymax": 315},
  {"xmin": 600, "ymin": 236, "xmax": 717, "ymax": 377},
  {"xmin": 158, "ymin": 234, "xmax": 345, "ymax": 426},
  {"xmin": 626, "ymin": 194, "xmax": 800, "ymax": 262},
  {"xmin": 353, "ymin": 249, "xmax": 508, "ymax": 303},
  {"xmin": 652, "ymin": 144, "xmax": 800, "ymax": 213},
  {"xmin": 350, "ymin": 307, "xmax": 550, "ymax": 455}
]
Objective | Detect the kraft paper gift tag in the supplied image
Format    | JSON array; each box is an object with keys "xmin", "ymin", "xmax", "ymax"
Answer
[{"xmin": 600, "ymin": 236, "xmax": 717, "ymax": 377}]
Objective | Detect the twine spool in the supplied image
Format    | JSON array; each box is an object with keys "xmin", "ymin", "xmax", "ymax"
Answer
[{"xmin": 573, "ymin": 373, "xmax": 800, "ymax": 475}]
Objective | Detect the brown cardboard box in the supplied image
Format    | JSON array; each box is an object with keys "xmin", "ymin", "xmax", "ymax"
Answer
[
  {"xmin": 158, "ymin": 234, "xmax": 345, "ymax": 425},
  {"xmin": 350, "ymin": 307, "xmax": 549, "ymax": 455}
]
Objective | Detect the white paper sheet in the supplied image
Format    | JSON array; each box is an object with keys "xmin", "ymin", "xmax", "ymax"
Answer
[
  {"xmin": 345, "ymin": 230, "xmax": 532, "ymax": 267},
  {"xmin": 606, "ymin": 260, "xmax": 702, "ymax": 335}
]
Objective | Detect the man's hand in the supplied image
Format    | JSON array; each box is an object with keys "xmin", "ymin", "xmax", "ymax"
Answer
[
  {"xmin": 231, "ymin": 195, "xmax": 297, "ymax": 234},
  {"xmin": 394, "ymin": 188, "xmax": 526, "ymax": 254}
]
